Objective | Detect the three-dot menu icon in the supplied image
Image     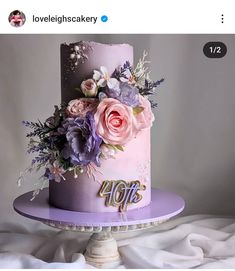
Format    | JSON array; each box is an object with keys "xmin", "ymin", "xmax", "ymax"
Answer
[{"xmin": 221, "ymin": 14, "xmax": 224, "ymax": 24}]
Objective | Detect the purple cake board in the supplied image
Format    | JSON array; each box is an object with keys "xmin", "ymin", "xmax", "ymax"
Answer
[{"xmin": 13, "ymin": 188, "xmax": 185, "ymax": 227}]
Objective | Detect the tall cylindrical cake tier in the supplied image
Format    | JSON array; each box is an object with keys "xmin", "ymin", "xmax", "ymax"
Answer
[{"xmin": 49, "ymin": 41, "xmax": 151, "ymax": 213}]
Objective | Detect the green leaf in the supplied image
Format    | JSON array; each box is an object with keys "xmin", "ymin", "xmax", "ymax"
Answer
[
  {"xmin": 105, "ymin": 144, "xmax": 116, "ymax": 150},
  {"xmin": 100, "ymin": 153, "xmax": 106, "ymax": 159},
  {"xmin": 133, "ymin": 106, "xmax": 144, "ymax": 116},
  {"xmin": 115, "ymin": 145, "xmax": 124, "ymax": 151},
  {"xmin": 104, "ymin": 144, "xmax": 124, "ymax": 152}
]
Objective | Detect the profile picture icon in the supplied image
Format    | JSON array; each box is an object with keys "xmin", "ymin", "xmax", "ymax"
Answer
[{"xmin": 8, "ymin": 10, "xmax": 26, "ymax": 27}]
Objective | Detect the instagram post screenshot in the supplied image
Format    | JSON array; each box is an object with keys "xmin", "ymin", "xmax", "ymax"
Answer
[{"xmin": 0, "ymin": 0, "xmax": 235, "ymax": 269}]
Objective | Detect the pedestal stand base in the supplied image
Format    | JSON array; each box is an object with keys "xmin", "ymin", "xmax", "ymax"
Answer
[
  {"xmin": 13, "ymin": 188, "xmax": 185, "ymax": 268},
  {"xmin": 84, "ymin": 232, "xmax": 120, "ymax": 268}
]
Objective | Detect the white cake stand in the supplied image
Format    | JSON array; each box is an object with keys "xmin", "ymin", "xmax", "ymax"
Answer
[{"xmin": 14, "ymin": 188, "xmax": 185, "ymax": 268}]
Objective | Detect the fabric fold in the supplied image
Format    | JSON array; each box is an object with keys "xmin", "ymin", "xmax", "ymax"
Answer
[{"xmin": 1, "ymin": 215, "xmax": 235, "ymax": 268}]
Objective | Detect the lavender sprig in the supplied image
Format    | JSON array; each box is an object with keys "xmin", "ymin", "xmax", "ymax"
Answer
[
  {"xmin": 22, "ymin": 104, "xmax": 69, "ymax": 173},
  {"xmin": 138, "ymin": 78, "xmax": 164, "ymax": 96},
  {"xmin": 22, "ymin": 120, "xmax": 52, "ymax": 138},
  {"xmin": 22, "ymin": 104, "xmax": 66, "ymax": 138},
  {"xmin": 150, "ymin": 100, "xmax": 158, "ymax": 108},
  {"xmin": 113, "ymin": 61, "xmax": 134, "ymax": 80},
  {"xmin": 32, "ymin": 154, "xmax": 50, "ymax": 165},
  {"xmin": 27, "ymin": 144, "xmax": 44, "ymax": 154}
]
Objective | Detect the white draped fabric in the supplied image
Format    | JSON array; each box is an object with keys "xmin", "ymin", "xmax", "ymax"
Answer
[{"xmin": 1, "ymin": 215, "xmax": 235, "ymax": 268}]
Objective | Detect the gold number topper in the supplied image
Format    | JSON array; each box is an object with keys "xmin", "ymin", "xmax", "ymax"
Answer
[{"xmin": 98, "ymin": 180, "xmax": 146, "ymax": 212}]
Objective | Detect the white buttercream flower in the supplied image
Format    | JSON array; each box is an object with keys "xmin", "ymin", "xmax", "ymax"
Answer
[
  {"xmin": 100, "ymin": 144, "xmax": 118, "ymax": 159},
  {"xmin": 120, "ymin": 69, "xmax": 136, "ymax": 85},
  {"xmin": 93, "ymin": 66, "xmax": 119, "ymax": 89},
  {"xmin": 49, "ymin": 161, "xmax": 65, "ymax": 183}
]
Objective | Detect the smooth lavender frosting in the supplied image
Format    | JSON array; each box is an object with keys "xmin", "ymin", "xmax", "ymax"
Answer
[
  {"xmin": 49, "ymin": 41, "xmax": 151, "ymax": 212},
  {"xmin": 49, "ymin": 129, "xmax": 151, "ymax": 212},
  {"xmin": 61, "ymin": 41, "xmax": 133, "ymax": 104}
]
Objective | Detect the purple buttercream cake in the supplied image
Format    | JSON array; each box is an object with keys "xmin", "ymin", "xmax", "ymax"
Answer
[
  {"xmin": 49, "ymin": 41, "xmax": 152, "ymax": 212},
  {"xmin": 22, "ymin": 41, "xmax": 164, "ymax": 213}
]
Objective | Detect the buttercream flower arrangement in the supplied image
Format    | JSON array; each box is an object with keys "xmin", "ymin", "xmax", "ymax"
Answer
[{"xmin": 20, "ymin": 52, "xmax": 164, "ymax": 190}]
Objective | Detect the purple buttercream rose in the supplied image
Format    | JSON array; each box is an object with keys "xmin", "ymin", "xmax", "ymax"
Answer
[
  {"xmin": 102, "ymin": 82, "xmax": 139, "ymax": 107},
  {"xmin": 59, "ymin": 112, "xmax": 102, "ymax": 167}
]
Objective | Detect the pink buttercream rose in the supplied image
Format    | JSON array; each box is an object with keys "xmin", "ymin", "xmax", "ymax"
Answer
[
  {"xmin": 66, "ymin": 98, "xmax": 98, "ymax": 118},
  {"xmin": 94, "ymin": 98, "xmax": 135, "ymax": 145},
  {"xmin": 133, "ymin": 95, "xmax": 155, "ymax": 131},
  {"xmin": 80, "ymin": 79, "xmax": 98, "ymax": 97}
]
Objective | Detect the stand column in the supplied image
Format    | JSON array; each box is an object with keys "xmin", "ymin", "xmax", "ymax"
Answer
[{"xmin": 84, "ymin": 231, "xmax": 121, "ymax": 268}]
